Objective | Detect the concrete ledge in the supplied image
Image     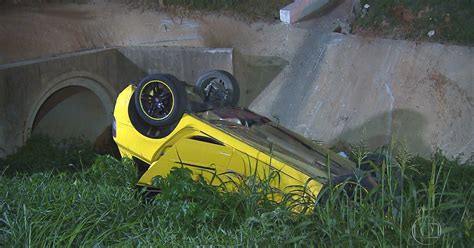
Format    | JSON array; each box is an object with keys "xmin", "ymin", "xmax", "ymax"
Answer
[
  {"xmin": 117, "ymin": 46, "xmax": 233, "ymax": 86},
  {"xmin": 280, "ymin": 0, "xmax": 330, "ymax": 24}
]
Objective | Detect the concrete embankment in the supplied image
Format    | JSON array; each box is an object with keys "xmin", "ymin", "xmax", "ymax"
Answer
[{"xmin": 251, "ymin": 34, "xmax": 473, "ymax": 160}]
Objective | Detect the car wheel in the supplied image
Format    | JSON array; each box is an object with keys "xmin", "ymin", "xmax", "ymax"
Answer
[
  {"xmin": 315, "ymin": 173, "xmax": 378, "ymax": 205},
  {"xmin": 194, "ymin": 70, "xmax": 240, "ymax": 107},
  {"xmin": 134, "ymin": 74, "xmax": 187, "ymax": 127},
  {"xmin": 360, "ymin": 152, "xmax": 403, "ymax": 195}
]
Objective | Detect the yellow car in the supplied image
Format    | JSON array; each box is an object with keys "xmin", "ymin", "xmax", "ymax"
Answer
[{"xmin": 113, "ymin": 71, "xmax": 376, "ymax": 203}]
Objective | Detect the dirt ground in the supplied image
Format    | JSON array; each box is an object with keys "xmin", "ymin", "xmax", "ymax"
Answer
[
  {"xmin": 0, "ymin": 0, "xmax": 353, "ymax": 109},
  {"xmin": 0, "ymin": 1, "xmax": 352, "ymax": 64}
]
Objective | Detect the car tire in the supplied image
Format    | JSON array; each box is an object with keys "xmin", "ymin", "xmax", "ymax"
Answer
[
  {"xmin": 134, "ymin": 74, "xmax": 187, "ymax": 127},
  {"xmin": 360, "ymin": 152, "xmax": 403, "ymax": 195},
  {"xmin": 194, "ymin": 70, "xmax": 240, "ymax": 107},
  {"xmin": 316, "ymin": 173, "xmax": 378, "ymax": 205}
]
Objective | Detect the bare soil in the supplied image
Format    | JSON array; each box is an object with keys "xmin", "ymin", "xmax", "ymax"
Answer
[{"xmin": 0, "ymin": 0, "xmax": 351, "ymax": 64}]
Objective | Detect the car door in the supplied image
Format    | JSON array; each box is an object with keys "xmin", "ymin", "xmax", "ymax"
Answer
[
  {"xmin": 137, "ymin": 133, "xmax": 233, "ymax": 187},
  {"xmin": 172, "ymin": 134, "xmax": 233, "ymax": 185}
]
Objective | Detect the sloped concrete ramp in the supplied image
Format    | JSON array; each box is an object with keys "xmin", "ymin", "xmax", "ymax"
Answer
[{"xmin": 251, "ymin": 34, "xmax": 473, "ymax": 160}]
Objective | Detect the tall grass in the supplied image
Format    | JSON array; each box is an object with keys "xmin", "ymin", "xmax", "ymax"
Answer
[
  {"xmin": 0, "ymin": 135, "xmax": 96, "ymax": 176},
  {"xmin": 0, "ymin": 139, "xmax": 472, "ymax": 246}
]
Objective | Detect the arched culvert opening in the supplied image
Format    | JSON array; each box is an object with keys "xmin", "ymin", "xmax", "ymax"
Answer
[{"xmin": 31, "ymin": 85, "xmax": 111, "ymax": 145}]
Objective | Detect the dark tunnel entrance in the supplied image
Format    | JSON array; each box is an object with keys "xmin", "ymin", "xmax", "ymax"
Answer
[{"xmin": 31, "ymin": 85, "xmax": 110, "ymax": 144}]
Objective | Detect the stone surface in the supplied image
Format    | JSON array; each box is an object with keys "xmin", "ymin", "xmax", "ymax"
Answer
[
  {"xmin": 280, "ymin": 0, "xmax": 330, "ymax": 24},
  {"xmin": 117, "ymin": 46, "xmax": 233, "ymax": 86},
  {"xmin": 251, "ymin": 34, "xmax": 473, "ymax": 160}
]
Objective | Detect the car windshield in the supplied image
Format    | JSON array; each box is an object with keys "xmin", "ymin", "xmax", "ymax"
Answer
[{"xmin": 195, "ymin": 107, "xmax": 355, "ymax": 179}]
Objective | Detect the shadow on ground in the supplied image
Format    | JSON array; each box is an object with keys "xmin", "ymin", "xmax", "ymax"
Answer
[
  {"xmin": 334, "ymin": 108, "xmax": 431, "ymax": 156},
  {"xmin": 233, "ymin": 52, "xmax": 288, "ymax": 107}
]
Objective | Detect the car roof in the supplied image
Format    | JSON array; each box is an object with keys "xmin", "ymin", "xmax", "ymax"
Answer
[{"xmin": 192, "ymin": 107, "xmax": 356, "ymax": 179}]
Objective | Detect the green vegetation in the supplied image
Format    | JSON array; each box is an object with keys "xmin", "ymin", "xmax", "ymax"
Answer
[
  {"xmin": 0, "ymin": 138, "xmax": 472, "ymax": 246},
  {"xmin": 353, "ymin": 0, "xmax": 474, "ymax": 45},
  {"xmin": 0, "ymin": 135, "xmax": 96, "ymax": 176}
]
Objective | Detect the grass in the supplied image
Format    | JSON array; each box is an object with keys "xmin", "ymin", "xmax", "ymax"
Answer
[
  {"xmin": 0, "ymin": 135, "xmax": 96, "ymax": 176},
  {"xmin": 353, "ymin": 0, "xmax": 474, "ymax": 45},
  {"xmin": 0, "ymin": 137, "xmax": 472, "ymax": 246}
]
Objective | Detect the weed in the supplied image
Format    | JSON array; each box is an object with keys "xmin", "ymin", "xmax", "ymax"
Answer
[
  {"xmin": 0, "ymin": 140, "xmax": 472, "ymax": 246},
  {"xmin": 353, "ymin": 0, "xmax": 474, "ymax": 45},
  {"xmin": 0, "ymin": 135, "xmax": 96, "ymax": 176}
]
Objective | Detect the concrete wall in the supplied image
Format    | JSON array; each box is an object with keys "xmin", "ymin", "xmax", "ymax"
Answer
[
  {"xmin": 251, "ymin": 34, "xmax": 473, "ymax": 160},
  {"xmin": 280, "ymin": 0, "xmax": 330, "ymax": 24},
  {"xmin": 118, "ymin": 46, "xmax": 233, "ymax": 86},
  {"xmin": 0, "ymin": 49, "xmax": 137, "ymax": 157},
  {"xmin": 0, "ymin": 46, "xmax": 233, "ymax": 157}
]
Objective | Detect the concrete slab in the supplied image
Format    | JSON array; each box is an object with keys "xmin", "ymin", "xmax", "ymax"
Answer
[
  {"xmin": 117, "ymin": 46, "xmax": 233, "ymax": 86},
  {"xmin": 280, "ymin": 0, "xmax": 330, "ymax": 24},
  {"xmin": 251, "ymin": 34, "xmax": 474, "ymax": 160}
]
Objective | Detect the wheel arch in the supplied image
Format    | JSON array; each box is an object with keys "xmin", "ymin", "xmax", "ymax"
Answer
[{"xmin": 24, "ymin": 71, "xmax": 116, "ymax": 142}]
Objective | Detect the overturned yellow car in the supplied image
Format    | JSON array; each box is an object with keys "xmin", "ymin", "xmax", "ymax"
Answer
[{"xmin": 113, "ymin": 71, "xmax": 376, "ymax": 203}]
